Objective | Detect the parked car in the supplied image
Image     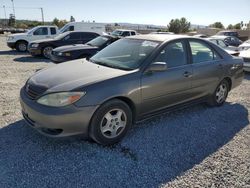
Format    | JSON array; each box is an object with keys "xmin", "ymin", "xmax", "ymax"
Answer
[
  {"xmin": 7, "ymin": 25, "xmax": 58, "ymax": 52},
  {"xmin": 239, "ymin": 49, "xmax": 250, "ymax": 72},
  {"xmin": 50, "ymin": 35, "xmax": 120, "ymax": 63},
  {"xmin": 216, "ymin": 30, "xmax": 239, "ymax": 38},
  {"xmin": 211, "ymin": 35, "xmax": 242, "ymax": 47},
  {"xmin": 28, "ymin": 31, "xmax": 100, "ymax": 58},
  {"xmin": 59, "ymin": 22, "xmax": 106, "ymax": 35},
  {"xmin": 207, "ymin": 38, "xmax": 239, "ymax": 56},
  {"xmin": 150, "ymin": 31, "xmax": 174, "ymax": 35},
  {"xmin": 111, "ymin": 29, "xmax": 137, "ymax": 37},
  {"xmin": 20, "ymin": 34, "xmax": 244, "ymax": 145},
  {"xmin": 238, "ymin": 39, "xmax": 250, "ymax": 51},
  {"xmin": 194, "ymin": 34, "xmax": 208, "ymax": 38}
]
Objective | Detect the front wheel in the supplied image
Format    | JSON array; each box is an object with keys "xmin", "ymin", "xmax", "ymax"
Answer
[
  {"xmin": 89, "ymin": 99, "xmax": 132, "ymax": 145},
  {"xmin": 42, "ymin": 46, "xmax": 53, "ymax": 58},
  {"xmin": 16, "ymin": 41, "xmax": 28, "ymax": 52},
  {"xmin": 207, "ymin": 80, "xmax": 229, "ymax": 107}
]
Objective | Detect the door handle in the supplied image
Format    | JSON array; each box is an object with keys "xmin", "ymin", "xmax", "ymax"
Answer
[{"xmin": 183, "ymin": 71, "xmax": 192, "ymax": 78}]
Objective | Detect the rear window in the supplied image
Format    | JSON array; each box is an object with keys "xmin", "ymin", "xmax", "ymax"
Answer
[
  {"xmin": 50, "ymin": 28, "xmax": 56, "ymax": 35},
  {"xmin": 189, "ymin": 41, "xmax": 221, "ymax": 63}
]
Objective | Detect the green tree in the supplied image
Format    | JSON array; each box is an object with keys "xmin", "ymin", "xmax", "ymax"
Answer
[
  {"xmin": 233, "ymin": 23, "xmax": 241, "ymax": 29},
  {"xmin": 52, "ymin": 17, "xmax": 59, "ymax": 26},
  {"xmin": 209, "ymin": 22, "xmax": 224, "ymax": 29},
  {"xmin": 167, "ymin": 17, "xmax": 190, "ymax": 34},
  {"xmin": 227, "ymin": 24, "xmax": 233, "ymax": 29}
]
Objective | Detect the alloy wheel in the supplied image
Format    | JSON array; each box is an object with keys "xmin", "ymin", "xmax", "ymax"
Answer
[
  {"xmin": 215, "ymin": 83, "xmax": 227, "ymax": 103},
  {"xmin": 43, "ymin": 47, "xmax": 53, "ymax": 58}
]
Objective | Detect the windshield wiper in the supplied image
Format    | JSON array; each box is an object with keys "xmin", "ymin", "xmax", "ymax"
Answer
[{"xmin": 89, "ymin": 59, "xmax": 131, "ymax": 70}]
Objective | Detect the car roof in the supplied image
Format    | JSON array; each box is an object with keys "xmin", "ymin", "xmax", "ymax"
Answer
[
  {"xmin": 127, "ymin": 34, "xmax": 190, "ymax": 42},
  {"xmin": 114, "ymin": 29, "xmax": 136, "ymax": 32}
]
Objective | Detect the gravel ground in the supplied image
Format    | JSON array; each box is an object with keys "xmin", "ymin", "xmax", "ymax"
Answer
[{"xmin": 0, "ymin": 35, "xmax": 249, "ymax": 188}]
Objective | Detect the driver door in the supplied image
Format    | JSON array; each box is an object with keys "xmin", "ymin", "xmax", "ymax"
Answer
[{"xmin": 140, "ymin": 40, "xmax": 193, "ymax": 115}]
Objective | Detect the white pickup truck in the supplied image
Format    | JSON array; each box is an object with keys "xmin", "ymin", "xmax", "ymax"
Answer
[{"xmin": 7, "ymin": 25, "xmax": 58, "ymax": 52}]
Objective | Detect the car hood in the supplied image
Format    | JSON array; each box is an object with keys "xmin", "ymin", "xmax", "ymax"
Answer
[
  {"xmin": 28, "ymin": 59, "xmax": 132, "ymax": 92},
  {"xmin": 8, "ymin": 33, "xmax": 27, "ymax": 37},
  {"xmin": 239, "ymin": 49, "xmax": 250, "ymax": 58},
  {"xmin": 54, "ymin": 44, "xmax": 98, "ymax": 53}
]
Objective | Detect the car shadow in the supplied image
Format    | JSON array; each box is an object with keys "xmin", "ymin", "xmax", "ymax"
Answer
[
  {"xmin": 0, "ymin": 103, "xmax": 248, "ymax": 187},
  {"xmin": 0, "ymin": 50, "xmax": 28, "ymax": 56},
  {"xmin": 244, "ymin": 72, "xmax": 250, "ymax": 80},
  {"xmin": 13, "ymin": 56, "xmax": 51, "ymax": 63}
]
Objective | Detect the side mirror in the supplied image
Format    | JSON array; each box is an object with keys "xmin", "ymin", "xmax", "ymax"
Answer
[{"xmin": 147, "ymin": 62, "xmax": 167, "ymax": 72}]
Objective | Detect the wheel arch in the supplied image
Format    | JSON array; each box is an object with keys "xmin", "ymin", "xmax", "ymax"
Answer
[
  {"xmin": 223, "ymin": 77, "xmax": 232, "ymax": 91},
  {"xmin": 15, "ymin": 40, "xmax": 28, "ymax": 47}
]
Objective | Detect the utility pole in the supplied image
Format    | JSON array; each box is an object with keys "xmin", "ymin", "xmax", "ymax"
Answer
[
  {"xmin": 11, "ymin": 0, "xmax": 15, "ymax": 17},
  {"xmin": 40, "ymin": 8, "xmax": 44, "ymax": 24},
  {"xmin": 3, "ymin": 5, "xmax": 7, "ymax": 26}
]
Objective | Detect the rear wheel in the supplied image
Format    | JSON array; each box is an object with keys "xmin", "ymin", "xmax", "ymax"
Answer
[
  {"xmin": 16, "ymin": 41, "xmax": 28, "ymax": 52},
  {"xmin": 42, "ymin": 46, "xmax": 53, "ymax": 58},
  {"xmin": 207, "ymin": 80, "xmax": 229, "ymax": 106},
  {"xmin": 89, "ymin": 99, "xmax": 132, "ymax": 145}
]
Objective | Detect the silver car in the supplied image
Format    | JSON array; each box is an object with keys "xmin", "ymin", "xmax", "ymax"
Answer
[{"xmin": 20, "ymin": 34, "xmax": 244, "ymax": 145}]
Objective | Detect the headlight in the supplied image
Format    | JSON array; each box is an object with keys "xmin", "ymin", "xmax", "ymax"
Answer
[
  {"xmin": 37, "ymin": 92, "xmax": 86, "ymax": 107},
  {"xmin": 31, "ymin": 43, "xmax": 39, "ymax": 48},
  {"xmin": 8, "ymin": 36, "xmax": 14, "ymax": 41}
]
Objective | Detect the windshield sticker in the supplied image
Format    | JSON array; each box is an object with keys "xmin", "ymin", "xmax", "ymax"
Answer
[{"xmin": 142, "ymin": 41, "xmax": 158, "ymax": 47}]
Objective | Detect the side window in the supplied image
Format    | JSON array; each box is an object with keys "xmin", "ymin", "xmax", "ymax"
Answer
[
  {"xmin": 189, "ymin": 41, "xmax": 220, "ymax": 64},
  {"xmin": 131, "ymin": 32, "xmax": 136, "ymax": 36},
  {"xmin": 33, "ymin": 27, "xmax": 48, "ymax": 35},
  {"xmin": 68, "ymin": 33, "xmax": 81, "ymax": 40},
  {"xmin": 155, "ymin": 41, "xmax": 187, "ymax": 68},
  {"xmin": 50, "ymin": 28, "xmax": 56, "ymax": 35},
  {"xmin": 69, "ymin": 26, "xmax": 74, "ymax": 31},
  {"xmin": 122, "ymin": 31, "xmax": 130, "ymax": 37},
  {"xmin": 84, "ymin": 33, "xmax": 98, "ymax": 39}
]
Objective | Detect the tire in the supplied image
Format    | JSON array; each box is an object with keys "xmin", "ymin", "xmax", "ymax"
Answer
[
  {"xmin": 16, "ymin": 41, "xmax": 28, "ymax": 52},
  {"xmin": 42, "ymin": 46, "xmax": 53, "ymax": 58},
  {"xmin": 89, "ymin": 99, "xmax": 132, "ymax": 145},
  {"xmin": 207, "ymin": 79, "xmax": 229, "ymax": 107}
]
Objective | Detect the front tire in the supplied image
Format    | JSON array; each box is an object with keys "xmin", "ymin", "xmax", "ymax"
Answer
[
  {"xmin": 89, "ymin": 99, "xmax": 132, "ymax": 145},
  {"xmin": 16, "ymin": 41, "xmax": 28, "ymax": 52},
  {"xmin": 42, "ymin": 46, "xmax": 53, "ymax": 58},
  {"xmin": 207, "ymin": 80, "xmax": 229, "ymax": 107}
]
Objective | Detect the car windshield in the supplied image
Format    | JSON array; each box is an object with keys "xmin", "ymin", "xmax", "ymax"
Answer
[
  {"xmin": 90, "ymin": 39, "xmax": 159, "ymax": 70},
  {"xmin": 111, "ymin": 30, "xmax": 123, "ymax": 36},
  {"xmin": 87, "ymin": 36, "xmax": 110, "ymax": 47},
  {"xmin": 27, "ymin": 27, "xmax": 39, "ymax": 34}
]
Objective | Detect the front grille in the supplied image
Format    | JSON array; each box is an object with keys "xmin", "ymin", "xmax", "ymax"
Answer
[
  {"xmin": 25, "ymin": 83, "xmax": 47, "ymax": 100},
  {"xmin": 243, "ymin": 58, "xmax": 250, "ymax": 63}
]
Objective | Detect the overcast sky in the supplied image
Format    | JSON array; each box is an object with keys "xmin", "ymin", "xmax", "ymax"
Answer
[{"xmin": 0, "ymin": 0, "xmax": 249, "ymax": 26}]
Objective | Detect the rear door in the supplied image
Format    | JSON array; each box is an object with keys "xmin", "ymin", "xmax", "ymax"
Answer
[
  {"xmin": 140, "ymin": 39, "xmax": 193, "ymax": 115},
  {"xmin": 62, "ymin": 32, "xmax": 82, "ymax": 45},
  {"xmin": 81, "ymin": 32, "xmax": 99, "ymax": 44},
  {"xmin": 188, "ymin": 39, "xmax": 223, "ymax": 98}
]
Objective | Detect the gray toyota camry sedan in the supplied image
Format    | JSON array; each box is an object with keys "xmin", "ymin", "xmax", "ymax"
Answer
[{"xmin": 20, "ymin": 34, "xmax": 244, "ymax": 145}]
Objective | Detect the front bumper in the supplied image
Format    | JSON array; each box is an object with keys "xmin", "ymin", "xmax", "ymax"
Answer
[
  {"xmin": 243, "ymin": 63, "xmax": 250, "ymax": 72},
  {"xmin": 28, "ymin": 48, "xmax": 42, "ymax": 56},
  {"xmin": 20, "ymin": 88, "xmax": 99, "ymax": 138},
  {"xmin": 50, "ymin": 53, "xmax": 74, "ymax": 63},
  {"xmin": 7, "ymin": 42, "xmax": 15, "ymax": 49}
]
